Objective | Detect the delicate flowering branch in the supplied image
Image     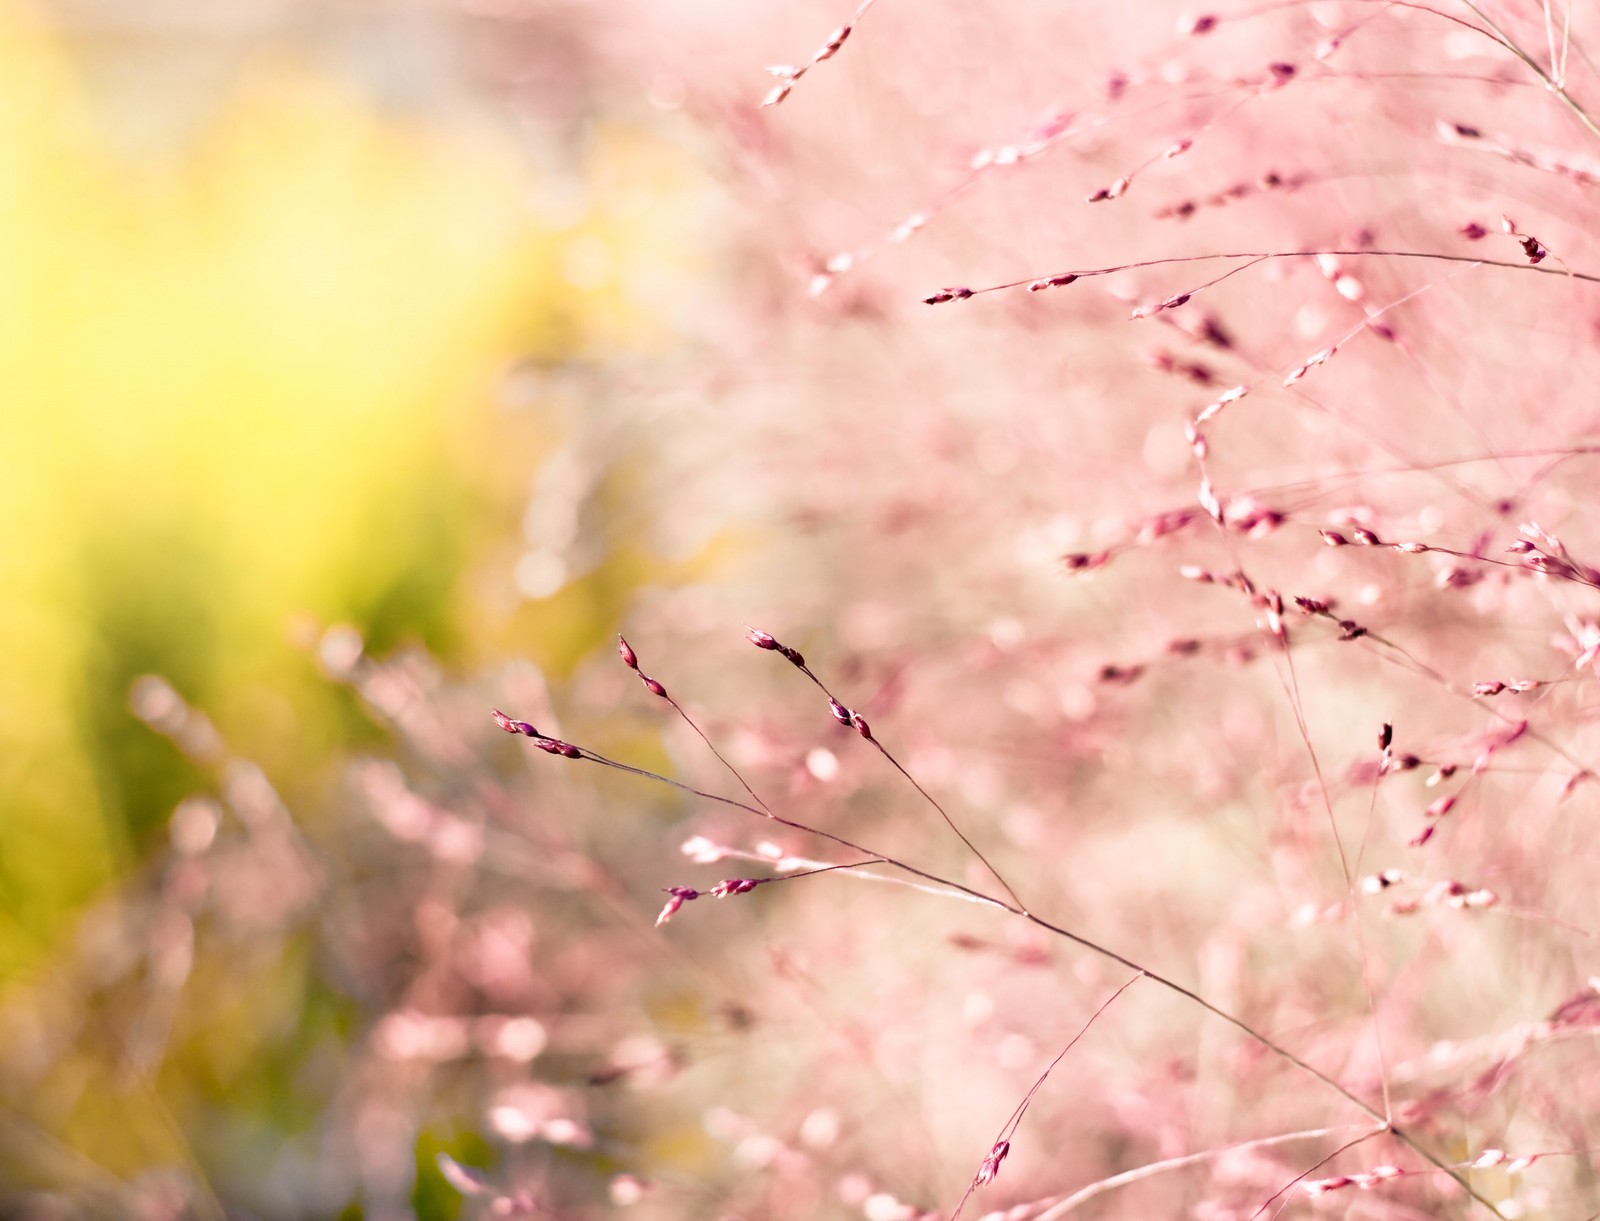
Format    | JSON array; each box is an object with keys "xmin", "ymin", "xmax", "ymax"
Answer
[
  {"xmin": 761, "ymin": 0, "xmax": 876, "ymax": 107},
  {"xmin": 1025, "ymin": 1123, "xmax": 1379, "ymax": 1220},
  {"xmin": 491, "ymin": 629, "xmax": 1513, "ymax": 1218},
  {"xmin": 744, "ymin": 627, "xmax": 1031, "ymax": 913},
  {"xmin": 653, "ymin": 859, "xmax": 883, "ymax": 927},
  {"xmin": 949, "ymin": 971, "xmax": 1143, "ymax": 1221},
  {"xmin": 920, "ymin": 246, "xmax": 1600, "ymax": 307}
]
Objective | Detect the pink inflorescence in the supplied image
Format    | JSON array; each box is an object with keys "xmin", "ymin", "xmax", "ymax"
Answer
[{"xmin": 491, "ymin": 710, "xmax": 581, "ymax": 758}]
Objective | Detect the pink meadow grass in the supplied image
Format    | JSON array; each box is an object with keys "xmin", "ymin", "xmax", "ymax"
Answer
[
  {"xmin": 26, "ymin": 1, "xmax": 1600, "ymax": 1218},
  {"xmin": 468, "ymin": 1, "xmax": 1600, "ymax": 1216}
]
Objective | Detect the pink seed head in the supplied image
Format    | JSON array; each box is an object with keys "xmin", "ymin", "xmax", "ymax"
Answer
[
  {"xmin": 747, "ymin": 627, "xmax": 779, "ymax": 650},
  {"xmin": 643, "ymin": 676, "xmax": 667, "ymax": 698},
  {"xmin": 1424, "ymin": 793, "xmax": 1457, "ymax": 819},
  {"xmin": 851, "ymin": 712, "xmax": 873, "ymax": 740},
  {"xmin": 618, "ymin": 635, "xmax": 639, "ymax": 670},
  {"xmin": 1305, "ymin": 1176, "xmax": 1353, "ymax": 1196},
  {"xmin": 976, "ymin": 1139, "xmax": 1011, "ymax": 1186},
  {"xmin": 492, "ymin": 709, "xmax": 538, "ymax": 737},
  {"xmin": 1063, "ymin": 550, "xmax": 1110, "ymax": 572},
  {"xmin": 816, "ymin": 25, "xmax": 850, "ymax": 59},
  {"xmin": 828, "ymin": 699, "xmax": 851, "ymax": 726},
  {"xmin": 655, "ymin": 886, "xmax": 701, "ymax": 927}
]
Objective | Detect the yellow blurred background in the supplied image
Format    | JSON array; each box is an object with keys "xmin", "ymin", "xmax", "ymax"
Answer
[{"xmin": 0, "ymin": 0, "xmax": 701, "ymax": 988}]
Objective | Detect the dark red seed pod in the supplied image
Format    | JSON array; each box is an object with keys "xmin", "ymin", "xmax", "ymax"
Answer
[
  {"xmin": 492, "ymin": 709, "xmax": 538, "ymax": 736},
  {"xmin": 1378, "ymin": 722, "xmax": 1393, "ymax": 751},
  {"xmin": 851, "ymin": 712, "xmax": 873, "ymax": 740},
  {"xmin": 618, "ymin": 635, "xmax": 639, "ymax": 670},
  {"xmin": 747, "ymin": 627, "xmax": 779, "ymax": 650},
  {"xmin": 829, "ymin": 699, "xmax": 851, "ymax": 725},
  {"xmin": 643, "ymin": 677, "xmax": 667, "ymax": 699}
]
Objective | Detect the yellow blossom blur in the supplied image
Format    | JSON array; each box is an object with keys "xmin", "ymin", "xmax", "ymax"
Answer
[{"xmin": 0, "ymin": 1, "xmax": 706, "ymax": 977}]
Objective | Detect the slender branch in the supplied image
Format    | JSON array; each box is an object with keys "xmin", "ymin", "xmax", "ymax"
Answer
[
  {"xmin": 923, "ymin": 248, "xmax": 1600, "ymax": 305},
  {"xmin": 498, "ymin": 716, "xmax": 1508, "ymax": 1217},
  {"xmin": 1028, "ymin": 1123, "xmax": 1380, "ymax": 1220},
  {"xmin": 951, "ymin": 971, "xmax": 1144, "ymax": 1221}
]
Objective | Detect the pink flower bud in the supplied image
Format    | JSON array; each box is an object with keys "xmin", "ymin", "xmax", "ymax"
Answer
[
  {"xmin": 643, "ymin": 676, "xmax": 667, "ymax": 698},
  {"xmin": 655, "ymin": 887, "xmax": 700, "ymax": 927},
  {"xmin": 747, "ymin": 627, "xmax": 780, "ymax": 650},
  {"xmin": 1063, "ymin": 550, "xmax": 1109, "ymax": 572},
  {"xmin": 816, "ymin": 25, "xmax": 850, "ymax": 59},
  {"xmin": 618, "ymin": 635, "xmax": 639, "ymax": 670},
  {"xmin": 976, "ymin": 1139, "xmax": 1011, "ymax": 1185},
  {"xmin": 492, "ymin": 709, "xmax": 539, "ymax": 736},
  {"xmin": 1424, "ymin": 793, "xmax": 1457, "ymax": 820},
  {"xmin": 1305, "ymin": 1175, "xmax": 1353, "ymax": 1196}
]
